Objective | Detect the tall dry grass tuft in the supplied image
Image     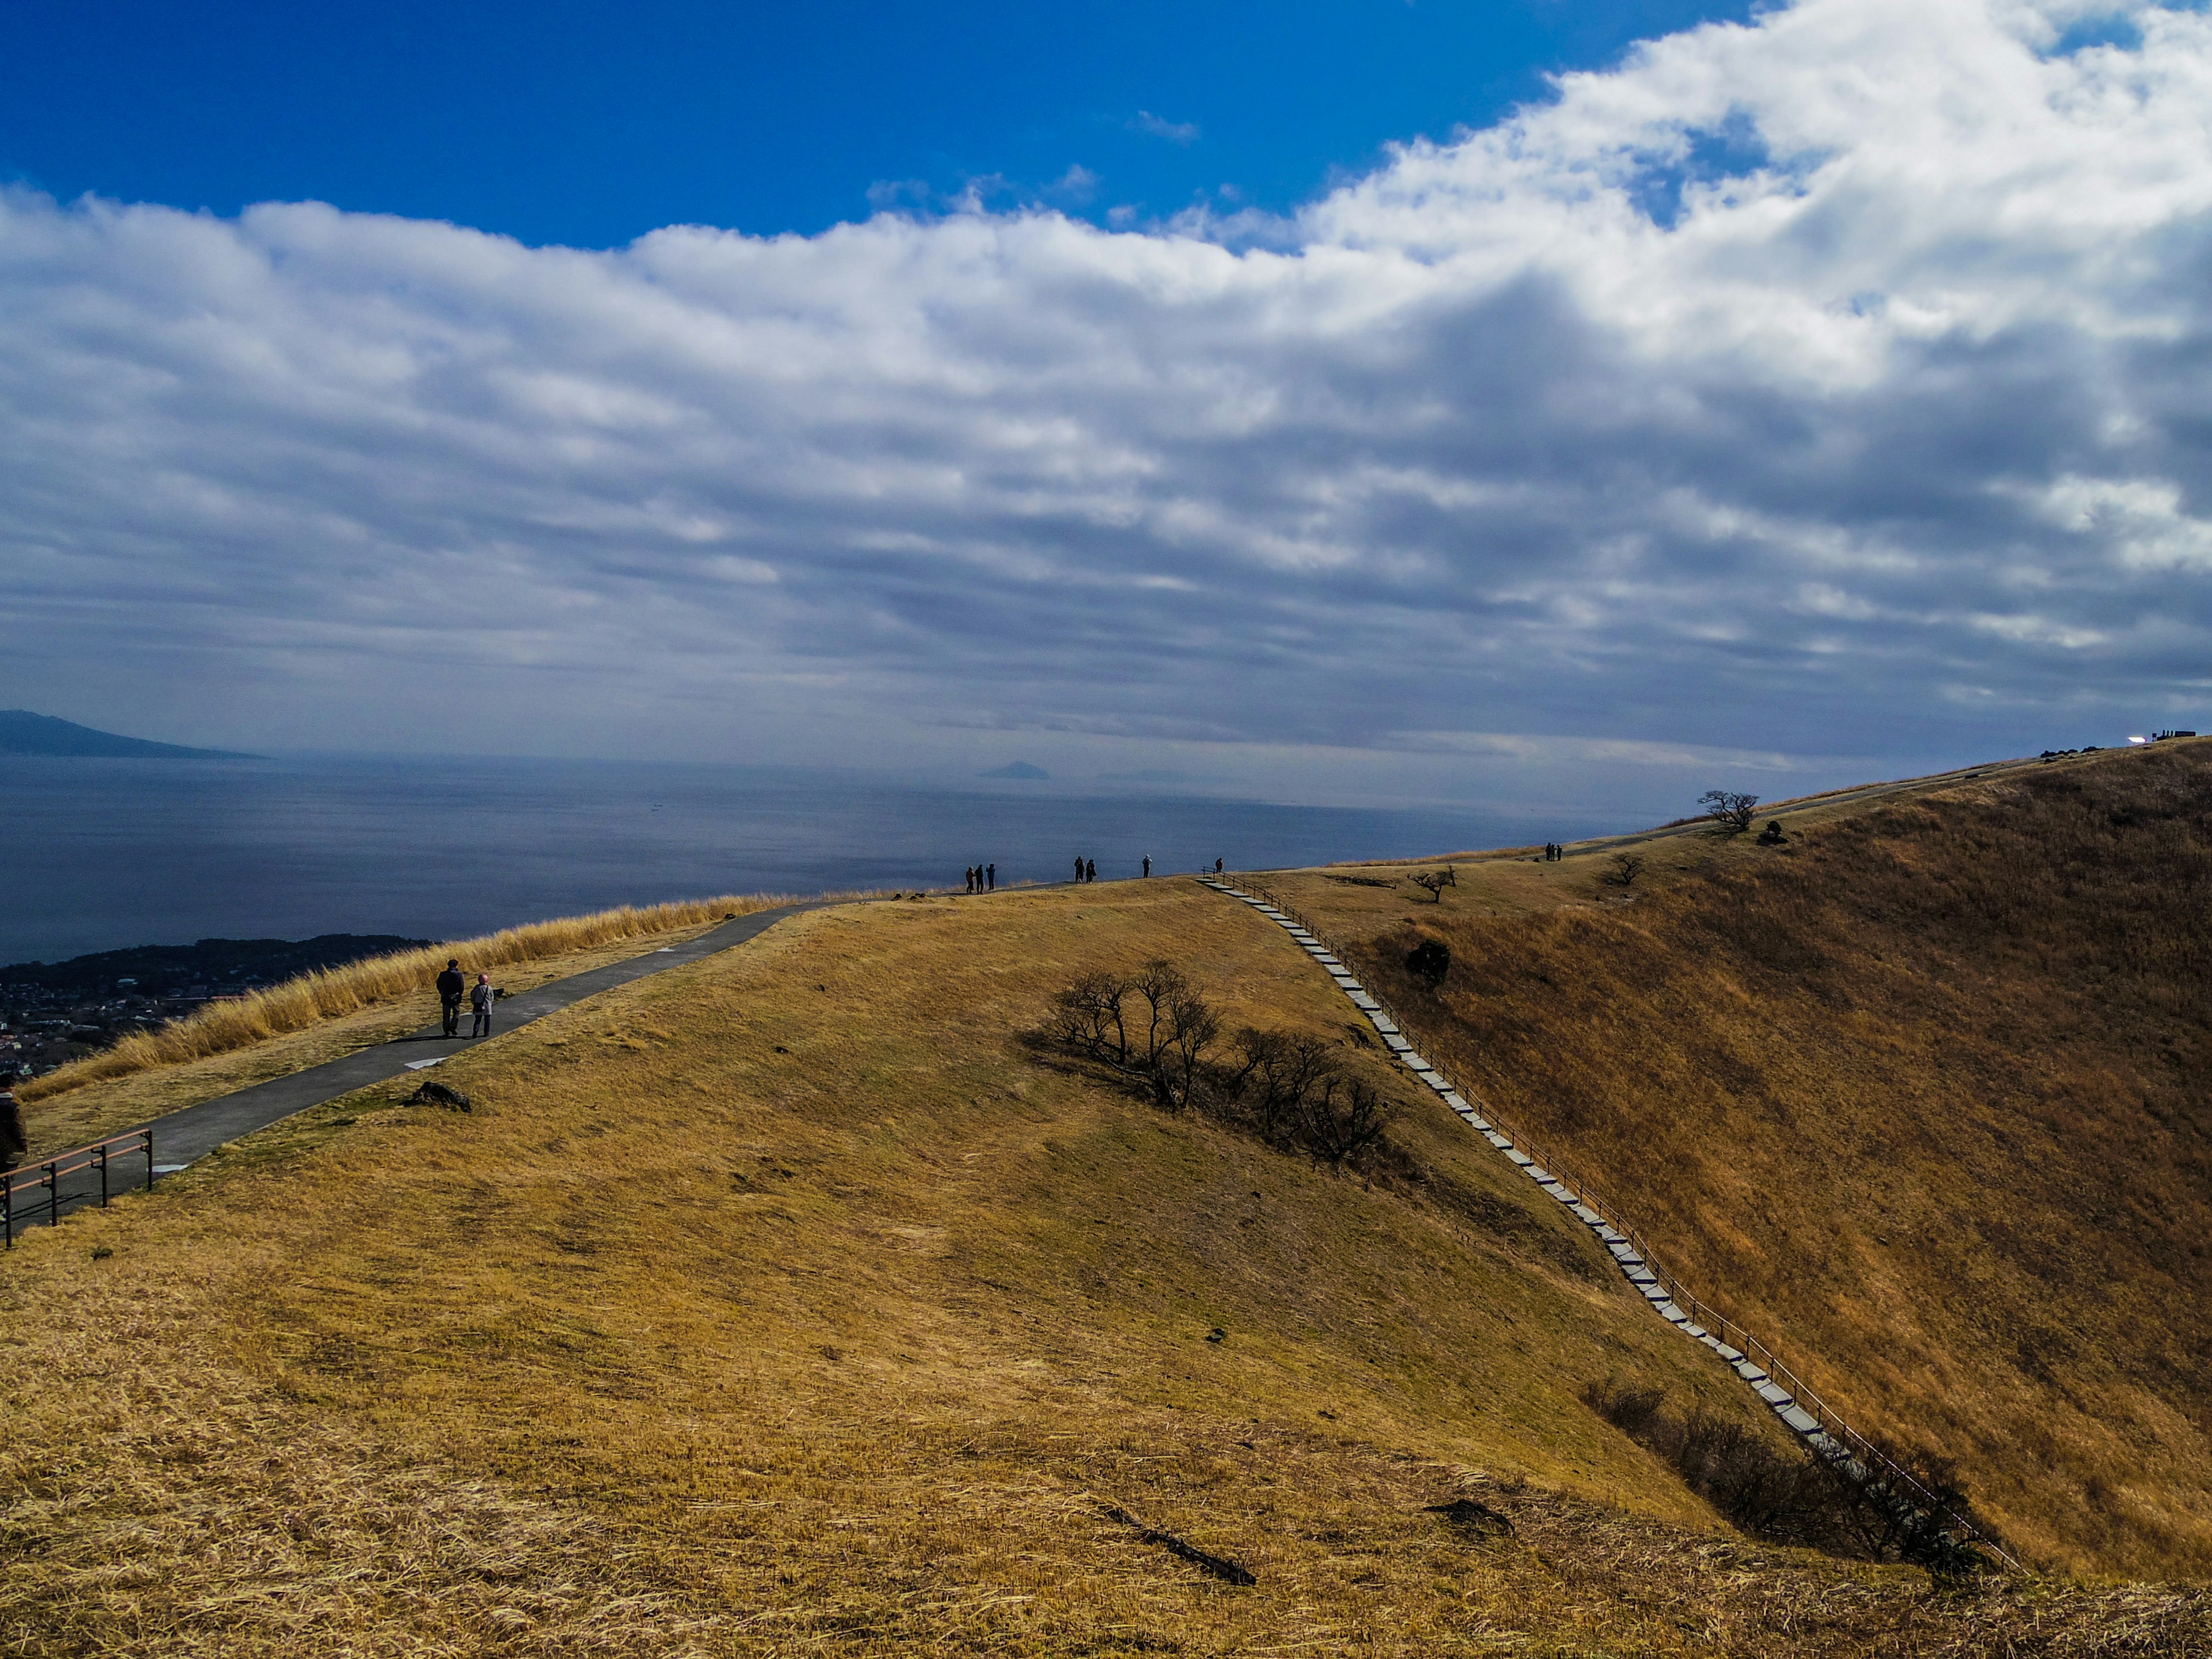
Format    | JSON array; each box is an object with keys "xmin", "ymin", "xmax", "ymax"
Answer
[{"xmin": 18, "ymin": 893, "xmax": 787, "ymax": 1104}]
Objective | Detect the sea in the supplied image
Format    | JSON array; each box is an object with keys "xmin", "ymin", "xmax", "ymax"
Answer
[{"xmin": 0, "ymin": 753, "xmax": 1617, "ymax": 964}]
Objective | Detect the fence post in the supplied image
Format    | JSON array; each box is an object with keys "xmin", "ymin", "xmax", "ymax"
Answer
[
  {"xmin": 44, "ymin": 1160, "xmax": 59, "ymax": 1229},
  {"xmin": 145, "ymin": 1129, "xmax": 156, "ymax": 1189},
  {"xmin": 3, "ymin": 1173, "xmax": 11, "ymax": 1248},
  {"xmin": 96, "ymin": 1143, "xmax": 109, "ymax": 1207}
]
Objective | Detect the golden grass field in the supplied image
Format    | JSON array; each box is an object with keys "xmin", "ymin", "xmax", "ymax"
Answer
[
  {"xmin": 3, "ymin": 863, "xmax": 2206, "ymax": 1654},
  {"xmin": 1270, "ymin": 740, "xmax": 2212, "ymax": 1582}
]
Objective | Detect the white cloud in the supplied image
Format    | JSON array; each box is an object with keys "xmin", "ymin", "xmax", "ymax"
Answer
[
  {"xmin": 4, "ymin": 0, "xmax": 2212, "ymax": 801},
  {"xmin": 1129, "ymin": 111, "xmax": 1201, "ymax": 144}
]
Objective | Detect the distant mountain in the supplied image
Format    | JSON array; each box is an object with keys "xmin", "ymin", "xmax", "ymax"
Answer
[
  {"xmin": 980, "ymin": 760, "xmax": 1049, "ymax": 779},
  {"xmin": 0, "ymin": 709, "xmax": 255, "ymax": 759}
]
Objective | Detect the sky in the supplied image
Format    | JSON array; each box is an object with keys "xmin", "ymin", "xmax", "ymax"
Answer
[{"xmin": 4, "ymin": 0, "xmax": 2210, "ymax": 817}]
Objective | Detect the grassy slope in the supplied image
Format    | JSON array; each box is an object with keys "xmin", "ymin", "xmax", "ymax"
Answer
[
  {"xmin": 1275, "ymin": 742, "xmax": 2212, "ymax": 1580},
  {"xmin": 4, "ymin": 877, "xmax": 2201, "ymax": 1654}
]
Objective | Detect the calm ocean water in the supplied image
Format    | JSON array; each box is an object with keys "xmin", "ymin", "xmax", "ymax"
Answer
[{"xmin": 0, "ymin": 754, "xmax": 1613, "ymax": 963}]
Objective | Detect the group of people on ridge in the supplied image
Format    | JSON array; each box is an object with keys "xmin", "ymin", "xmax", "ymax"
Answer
[
  {"xmin": 964, "ymin": 864, "xmax": 995, "ymax": 893},
  {"xmin": 435, "ymin": 958, "xmax": 498, "ymax": 1038},
  {"xmin": 1541, "ymin": 842, "xmax": 1566, "ymax": 862}
]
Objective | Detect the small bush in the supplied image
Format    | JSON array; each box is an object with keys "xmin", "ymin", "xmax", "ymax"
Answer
[{"xmin": 1406, "ymin": 939, "xmax": 1451, "ymax": 986}]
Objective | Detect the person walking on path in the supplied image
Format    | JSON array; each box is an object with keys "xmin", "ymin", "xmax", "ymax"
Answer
[
  {"xmin": 469, "ymin": 974, "xmax": 495, "ymax": 1038},
  {"xmin": 1073, "ymin": 854, "xmax": 1085, "ymax": 884},
  {"xmin": 986, "ymin": 863, "xmax": 995, "ymax": 891},
  {"xmin": 1085, "ymin": 858, "xmax": 1097, "ymax": 883},
  {"xmin": 437, "ymin": 958, "xmax": 465, "ymax": 1038},
  {"xmin": 964, "ymin": 866, "xmax": 975, "ymax": 893},
  {"xmin": 1214, "ymin": 858, "xmax": 1224, "ymax": 874},
  {"xmin": 1142, "ymin": 855, "xmax": 1152, "ymax": 878},
  {"xmin": 0, "ymin": 1079, "xmax": 25, "ymax": 1172}
]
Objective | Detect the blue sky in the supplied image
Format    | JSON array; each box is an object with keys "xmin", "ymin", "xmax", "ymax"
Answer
[
  {"xmin": 3, "ymin": 1, "xmax": 2210, "ymax": 819},
  {"xmin": 3, "ymin": 1, "xmax": 1751, "ymax": 245}
]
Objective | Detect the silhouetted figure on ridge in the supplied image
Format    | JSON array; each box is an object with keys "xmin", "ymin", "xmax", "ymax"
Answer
[
  {"xmin": 1085, "ymin": 858, "xmax": 1097, "ymax": 883},
  {"xmin": 986, "ymin": 863, "xmax": 995, "ymax": 891}
]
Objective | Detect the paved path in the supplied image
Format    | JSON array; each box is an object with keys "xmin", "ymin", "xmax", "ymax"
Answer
[
  {"xmin": 5, "ymin": 903, "xmax": 818, "ymax": 1243},
  {"xmin": 1199, "ymin": 876, "xmax": 2011, "ymax": 1566}
]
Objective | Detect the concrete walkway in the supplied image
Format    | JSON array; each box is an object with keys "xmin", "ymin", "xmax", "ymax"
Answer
[{"xmin": 5, "ymin": 903, "xmax": 817, "ymax": 1241}]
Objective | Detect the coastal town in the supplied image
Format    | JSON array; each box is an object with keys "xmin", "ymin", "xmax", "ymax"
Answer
[{"xmin": 0, "ymin": 934, "xmax": 425, "ymax": 1078}]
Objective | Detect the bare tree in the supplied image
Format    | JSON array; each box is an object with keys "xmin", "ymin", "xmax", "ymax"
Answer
[
  {"xmin": 1297, "ymin": 1074, "xmax": 1390, "ymax": 1162},
  {"xmin": 1410, "ymin": 867, "xmax": 1457, "ymax": 903},
  {"xmin": 1047, "ymin": 963, "xmax": 1216, "ymax": 1107},
  {"xmin": 1043, "ymin": 967, "xmax": 1392, "ymax": 1165},
  {"xmin": 1600, "ymin": 853, "xmax": 1646, "ymax": 888},
  {"xmin": 1226, "ymin": 1028, "xmax": 1340, "ymax": 1145},
  {"xmin": 1126, "ymin": 960, "xmax": 1219, "ymax": 1111},
  {"xmin": 1699, "ymin": 790, "xmax": 1760, "ymax": 834},
  {"xmin": 1048, "ymin": 971, "xmax": 1131, "ymax": 1065}
]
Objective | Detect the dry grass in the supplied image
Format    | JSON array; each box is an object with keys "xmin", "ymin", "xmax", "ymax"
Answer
[
  {"xmin": 1281, "ymin": 740, "xmax": 2212, "ymax": 1580},
  {"xmin": 3, "ymin": 877, "xmax": 2205, "ymax": 1653},
  {"xmin": 19, "ymin": 893, "xmax": 791, "ymax": 1109}
]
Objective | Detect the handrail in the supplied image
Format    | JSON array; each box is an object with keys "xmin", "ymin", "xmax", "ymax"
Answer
[
  {"xmin": 2, "ymin": 1127, "xmax": 157, "ymax": 1248},
  {"xmin": 1218, "ymin": 874, "xmax": 2016, "ymax": 1571}
]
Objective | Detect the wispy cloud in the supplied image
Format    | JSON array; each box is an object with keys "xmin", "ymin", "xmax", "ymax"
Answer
[
  {"xmin": 1128, "ymin": 109, "xmax": 1200, "ymax": 144},
  {"xmin": 3, "ymin": 0, "xmax": 2210, "ymax": 806}
]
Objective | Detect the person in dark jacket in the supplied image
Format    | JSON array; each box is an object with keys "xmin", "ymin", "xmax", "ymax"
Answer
[
  {"xmin": 436, "ymin": 958, "xmax": 465, "ymax": 1037},
  {"xmin": 470, "ymin": 973, "xmax": 495, "ymax": 1038},
  {"xmin": 1085, "ymin": 858, "xmax": 1097, "ymax": 883},
  {"xmin": 0, "ymin": 1080, "xmax": 25, "ymax": 1172}
]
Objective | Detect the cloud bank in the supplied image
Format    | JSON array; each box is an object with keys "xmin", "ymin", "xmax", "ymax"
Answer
[{"xmin": 5, "ymin": 0, "xmax": 2211, "ymax": 807}]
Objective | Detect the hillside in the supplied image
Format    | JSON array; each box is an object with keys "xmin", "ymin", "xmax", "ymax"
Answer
[
  {"xmin": 2, "ymin": 866, "xmax": 2203, "ymax": 1653},
  {"xmin": 0, "ymin": 708, "xmax": 252, "ymax": 759},
  {"xmin": 1268, "ymin": 740, "xmax": 2212, "ymax": 1580}
]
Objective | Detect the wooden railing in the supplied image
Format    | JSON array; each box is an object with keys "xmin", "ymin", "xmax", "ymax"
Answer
[{"xmin": 3, "ymin": 1128, "xmax": 157, "ymax": 1247}]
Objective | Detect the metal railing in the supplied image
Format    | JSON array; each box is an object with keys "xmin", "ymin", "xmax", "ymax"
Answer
[
  {"xmin": 2, "ymin": 1128, "xmax": 157, "ymax": 1248},
  {"xmin": 1213, "ymin": 874, "xmax": 2016, "ymax": 1570}
]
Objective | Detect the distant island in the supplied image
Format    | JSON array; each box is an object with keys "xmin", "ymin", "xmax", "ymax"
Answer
[
  {"xmin": 0, "ymin": 709, "xmax": 256, "ymax": 759},
  {"xmin": 980, "ymin": 760, "xmax": 1050, "ymax": 779}
]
